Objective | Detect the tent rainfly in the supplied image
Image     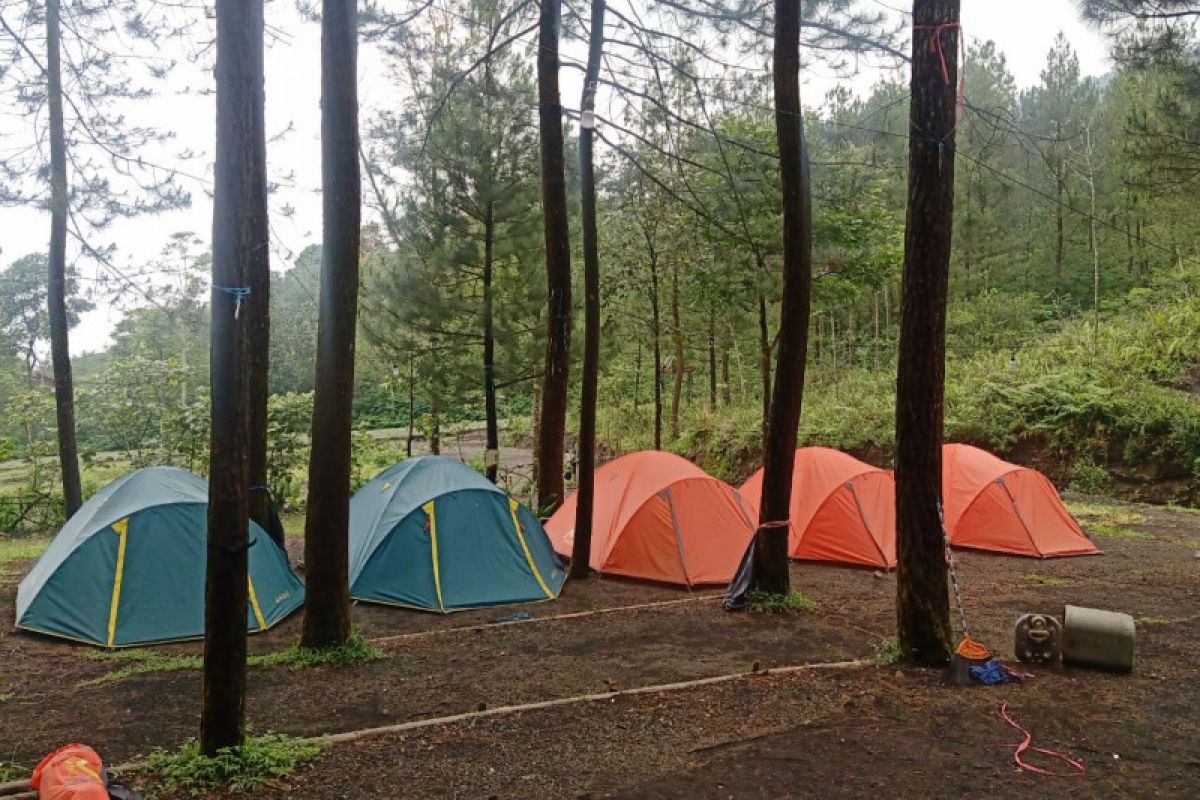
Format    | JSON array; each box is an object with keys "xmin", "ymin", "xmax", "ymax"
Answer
[
  {"xmin": 16, "ymin": 467, "xmax": 304, "ymax": 647},
  {"xmin": 740, "ymin": 447, "xmax": 896, "ymax": 569},
  {"xmin": 348, "ymin": 457, "xmax": 566, "ymax": 612},
  {"xmin": 545, "ymin": 450, "xmax": 754, "ymax": 586},
  {"xmin": 942, "ymin": 444, "xmax": 1100, "ymax": 558}
]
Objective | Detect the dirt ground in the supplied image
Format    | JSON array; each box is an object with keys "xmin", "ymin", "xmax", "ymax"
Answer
[{"xmin": 1, "ymin": 495, "xmax": 1198, "ymax": 798}]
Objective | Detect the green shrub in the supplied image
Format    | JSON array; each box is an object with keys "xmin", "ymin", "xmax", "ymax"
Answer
[
  {"xmin": 747, "ymin": 589, "xmax": 818, "ymax": 614},
  {"xmin": 143, "ymin": 734, "xmax": 326, "ymax": 795},
  {"xmin": 1069, "ymin": 460, "xmax": 1111, "ymax": 495}
]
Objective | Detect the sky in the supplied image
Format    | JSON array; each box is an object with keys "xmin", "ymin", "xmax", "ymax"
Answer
[{"xmin": 0, "ymin": 0, "xmax": 1112, "ymax": 357}]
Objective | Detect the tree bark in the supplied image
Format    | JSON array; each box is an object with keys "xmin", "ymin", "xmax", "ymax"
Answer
[
  {"xmin": 202, "ymin": 0, "xmax": 263, "ymax": 754},
  {"xmin": 535, "ymin": 0, "xmax": 573, "ymax": 515},
  {"xmin": 894, "ymin": 0, "xmax": 958, "ymax": 667},
  {"xmin": 483, "ymin": 202, "xmax": 499, "ymax": 483},
  {"xmin": 756, "ymin": 291, "xmax": 771, "ymax": 443},
  {"xmin": 245, "ymin": 0, "xmax": 272, "ymax": 533},
  {"xmin": 669, "ymin": 261, "xmax": 683, "ymax": 440},
  {"xmin": 721, "ymin": 347, "xmax": 731, "ymax": 406},
  {"xmin": 45, "ymin": 0, "xmax": 82, "ymax": 517},
  {"xmin": 406, "ymin": 358, "xmax": 415, "ymax": 458},
  {"xmin": 649, "ymin": 247, "xmax": 663, "ymax": 451},
  {"xmin": 748, "ymin": 0, "xmax": 814, "ymax": 596},
  {"xmin": 572, "ymin": 0, "xmax": 605, "ymax": 580},
  {"xmin": 301, "ymin": 0, "xmax": 359, "ymax": 650},
  {"xmin": 708, "ymin": 305, "xmax": 717, "ymax": 409}
]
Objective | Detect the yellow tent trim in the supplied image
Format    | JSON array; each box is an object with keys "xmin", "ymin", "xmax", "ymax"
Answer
[
  {"xmin": 424, "ymin": 500, "xmax": 445, "ymax": 611},
  {"xmin": 106, "ymin": 518, "xmax": 130, "ymax": 647},
  {"xmin": 509, "ymin": 498, "xmax": 555, "ymax": 600},
  {"xmin": 247, "ymin": 576, "xmax": 268, "ymax": 630}
]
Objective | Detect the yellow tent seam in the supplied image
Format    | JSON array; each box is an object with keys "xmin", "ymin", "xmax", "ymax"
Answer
[
  {"xmin": 424, "ymin": 500, "xmax": 445, "ymax": 611},
  {"xmin": 106, "ymin": 518, "xmax": 130, "ymax": 647},
  {"xmin": 510, "ymin": 499, "xmax": 555, "ymax": 599},
  {"xmin": 247, "ymin": 575, "xmax": 268, "ymax": 630}
]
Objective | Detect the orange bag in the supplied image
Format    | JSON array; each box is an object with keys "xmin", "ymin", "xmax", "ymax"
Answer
[{"xmin": 30, "ymin": 743, "xmax": 109, "ymax": 800}]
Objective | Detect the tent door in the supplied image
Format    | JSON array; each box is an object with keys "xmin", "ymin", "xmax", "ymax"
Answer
[
  {"xmin": 846, "ymin": 481, "xmax": 889, "ymax": 567},
  {"xmin": 995, "ymin": 477, "xmax": 1044, "ymax": 557},
  {"xmin": 661, "ymin": 488, "xmax": 694, "ymax": 589}
]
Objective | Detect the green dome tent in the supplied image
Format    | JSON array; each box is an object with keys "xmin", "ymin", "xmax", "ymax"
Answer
[
  {"xmin": 16, "ymin": 467, "xmax": 304, "ymax": 647},
  {"xmin": 349, "ymin": 457, "xmax": 566, "ymax": 612}
]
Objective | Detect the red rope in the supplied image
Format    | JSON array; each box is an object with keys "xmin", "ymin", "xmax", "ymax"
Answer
[
  {"xmin": 999, "ymin": 701, "xmax": 1086, "ymax": 778},
  {"xmin": 913, "ymin": 22, "xmax": 966, "ymax": 119}
]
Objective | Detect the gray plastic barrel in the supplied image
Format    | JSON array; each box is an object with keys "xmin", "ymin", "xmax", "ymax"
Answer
[{"xmin": 1062, "ymin": 605, "xmax": 1135, "ymax": 672}]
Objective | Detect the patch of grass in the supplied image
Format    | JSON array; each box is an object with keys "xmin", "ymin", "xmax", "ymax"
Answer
[
  {"xmin": 0, "ymin": 761, "xmax": 27, "ymax": 782},
  {"xmin": 872, "ymin": 636, "xmax": 903, "ymax": 665},
  {"xmin": 747, "ymin": 589, "xmax": 818, "ymax": 614},
  {"xmin": 0, "ymin": 535, "xmax": 48, "ymax": 567},
  {"xmin": 249, "ymin": 632, "xmax": 385, "ymax": 670},
  {"xmin": 1135, "ymin": 615, "xmax": 1170, "ymax": 626},
  {"xmin": 142, "ymin": 733, "xmax": 326, "ymax": 796},
  {"xmin": 80, "ymin": 649, "xmax": 202, "ymax": 687},
  {"xmin": 1021, "ymin": 573, "xmax": 1071, "ymax": 587},
  {"xmin": 81, "ymin": 633, "xmax": 385, "ymax": 686},
  {"xmin": 1085, "ymin": 521, "xmax": 1154, "ymax": 541}
]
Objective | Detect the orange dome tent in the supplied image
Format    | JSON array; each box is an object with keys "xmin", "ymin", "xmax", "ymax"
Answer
[
  {"xmin": 942, "ymin": 444, "xmax": 1099, "ymax": 558},
  {"xmin": 545, "ymin": 451, "xmax": 754, "ymax": 585},
  {"xmin": 740, "ymin": 447, "xmax": 896, "ymax": 569}
]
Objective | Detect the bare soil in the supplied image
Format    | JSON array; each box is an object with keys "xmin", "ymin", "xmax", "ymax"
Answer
[{"xmin": 1, "ymin": 496, "xmax": 1197, "ymax": 798}]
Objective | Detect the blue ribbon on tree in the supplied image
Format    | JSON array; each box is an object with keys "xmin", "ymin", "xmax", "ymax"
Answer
[{"xmin": 215, "ymin": 285, "xmax": 251, "ymax": 319}]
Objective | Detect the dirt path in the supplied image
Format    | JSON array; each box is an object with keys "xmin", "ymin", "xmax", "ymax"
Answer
[{"xmin": 1, "ymin": 497, "xmax": 1197, "ymax": 797}]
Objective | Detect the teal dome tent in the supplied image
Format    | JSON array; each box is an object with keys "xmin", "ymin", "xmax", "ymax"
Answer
[
  {"xmin": 16, "ymin": 467, "xmax": 304, "ymax": 647},
  {"xmin": 349, "ymin": 457, "xmax": 566, "ymax": 612}
]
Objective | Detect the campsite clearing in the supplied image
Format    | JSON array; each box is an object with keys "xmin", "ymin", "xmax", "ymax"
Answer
[{"xmin": 0, "ymin": 495, "xmax": 1196, "ymax": 798}]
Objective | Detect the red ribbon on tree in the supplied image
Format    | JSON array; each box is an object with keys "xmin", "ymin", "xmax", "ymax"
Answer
[{"xmin": 913, "ymin": 22, "xmax": 966, "ymax": 119}]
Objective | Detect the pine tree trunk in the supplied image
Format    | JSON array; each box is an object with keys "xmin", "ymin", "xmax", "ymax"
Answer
[
  {"xmin": 669, "ymin": 262, "xmax": 684, "ymax": 440},
  {"xmin": 894, "ymin": 0, "xmax": 958, "ymax": 667},
  {"xmin": 483, "ymin": 202, "xmax": 499, "ymax": 483},
  {"xmin": 406, "ymin": 359, "xmax": 415, "ymax": 458},
  {"xmin": 301, "ymin": 0, "xmax": 359, "ymax": 651},
  {"xmin": 708, "ymin": 305, "xmax": 717, "ymax": 409},
  {"xmin": 649, "ymin": 248, "xmax": 663, "ymax": 451},
  {"xmin": 721, "ymin": 347, "xmax": 731, "ymax": 406},
  {"xmin": 749, "ymin": 0, "xmax": 814, "ymax": 596},
  {"xmin": 44, "ymin": 0, "xmax": 82, "ymax": 517},
  {"xmin": 202, "ymin": 0, "xmax": 262, "ymax": 754},
  {"xmin": 756, "ymin": 291, "xmax": 770, "ymax": 443},
  {"xmin": 535, "ymin": 0, "xmax": 573, "ymax": 514},
  {"xmin": 245, "ymin": 0, "xmax": 272, "ymax": 533},
  {"xmin": 572, "ymin": 0, "xmax": 605, "ymax": 580},
  {"xmin": 633, "ymin": 340, "xmax": 642, "ymax": 410},
  {"xmin": 430, "ymin": 391, "xmax": 441, "ymax": 455}
]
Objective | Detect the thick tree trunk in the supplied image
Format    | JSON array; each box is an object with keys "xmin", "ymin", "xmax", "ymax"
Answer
[
  {"xmin": 572, "ymin": 0, "xmax": 605, "ymax": 580},
  {"xmin": 894, "ymin": 0, "xmax": 959, "ymax": 667},
  {"xmin": 633, "ymin": 340, "xmax": 642, "ymax": 410},
  {"xmin": 45, "ymin": 0, "xmax": 82, "ymax": 517},
  {"xmin": 429, "ymin": 392, "xmax": 441, "ymax": 455},
  {"xmin": 649, "ymin": 250, "xmax": 663, "ymax": 450},
  {"xmin": 301, "ymin": 0, "xmax": 359, "ymax": 650},
  {"xmin": 202, "ymin": 0, "xmax": 263, "ymax": 754},
  {"xmin": 406, "ymin": 359, "xmax": 415, "ymax": 458},
  {"xmin": 669, "ymin": 262, "xmax": 684, "ymax": 440},
  {"xmin": 535, "ymin": 0, "xmax": 573, "ymax": 514},
  {"xmin": 756, "ymin": 291, "xmax": 771, "ymax": 443},
  {"xmin": 245, "ymin": 0, "xmax": 272, "ymax": 533},
  {"xmin": 708, "ymin": 306, "xmax": 717, "ymax": 409},
  {"xmin": 721, "ymin": 347, "xmax": 731, "ymax": 406},
  {"xmin": 748, "ymin": 0, "xmax": 814, "ymax": 596},
  {"xmin": 483, "ymin": 203, "xmax": 499, "ymax": 483},
  {"xmin": 1054, "ymin": 128, "xmax": 1064, "ymax": 288}
]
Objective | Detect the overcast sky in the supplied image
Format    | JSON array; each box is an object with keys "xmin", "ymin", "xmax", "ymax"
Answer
[{"xmin": 0, "ymin": 0, "xmax": 1111, "ymax": 357}]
